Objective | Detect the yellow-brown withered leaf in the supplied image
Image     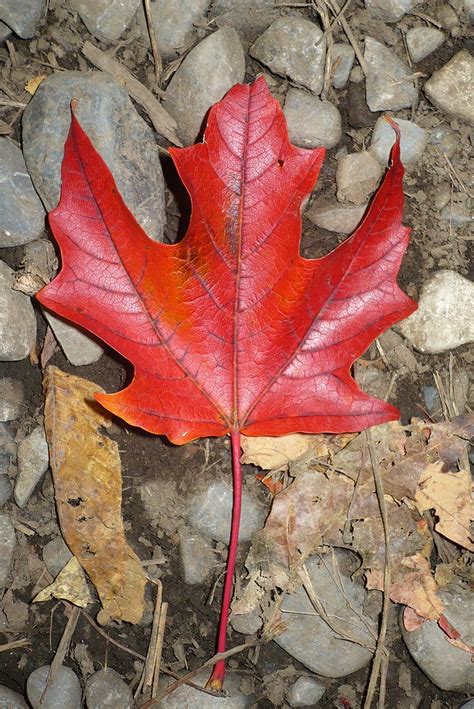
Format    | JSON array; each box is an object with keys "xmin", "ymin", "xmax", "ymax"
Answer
[
  {"xmin": 43, "ymin": 365, "xmax": 146, "ymax": 624},
  {"xmin": 33, "ymin": 557, "xmax": 93, "ymax": 608}
]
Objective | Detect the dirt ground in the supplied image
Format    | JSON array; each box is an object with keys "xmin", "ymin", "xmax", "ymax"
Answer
[{"xmin": 0, "ymin": 1, "xmax": 472, "ymax": 707}]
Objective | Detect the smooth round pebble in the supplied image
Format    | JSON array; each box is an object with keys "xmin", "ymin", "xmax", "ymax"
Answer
[
  {"xmin": 460, "ymin": 701, "xmax": 474, "ymax": 709},
  {"xmin": 0, "ymin": 685, "xmax": 28, "ymax": 707},
  {"xmin": 287, "ymin": 676, "xmax": 326, "ymax": 707},
  {"xmin": 284, "ymin": 89, "xmax": 341, "ymax": 148},
  {"xmin": 26, "ymin": 665, "xmax": 82, "ymax": 709},
  {"xmin": 85, "ymin": 668, "xmax": 133, "ymax": 709}
]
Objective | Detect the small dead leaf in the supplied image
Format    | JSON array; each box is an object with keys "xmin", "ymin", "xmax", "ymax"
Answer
[
  {"xmin": 241, "ymin": 433, "xmax": 322, "ymax": 470},
  {"xmin": 43, "ymin": 366, "xmax": 147, "ymax": 624},
  {"xmin": 25, "ymin": 74, "xmax": 46, "ymax": 95},
  {"xmin": 366, "ymin": 554, "xmax": 443, "ymax": 620},
  {"xmin": 415, "ymin": 463, "xmax": 474, "ymax": 552},
  {"xmin": 264, "ymin": 469, "xmax": 353, "ymax": 562},
  {"xmin": 33, "ymin": 557, "xmax": 92, "ymax": 608}
]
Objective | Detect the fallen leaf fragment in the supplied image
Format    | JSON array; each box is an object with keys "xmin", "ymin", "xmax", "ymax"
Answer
[
  {"xmin": 415, "ymin": 462, "xmax": 474, "ymax": 552},
  {"xmin": 264, "ymin": 469, "xmax": 353, "ymax": 562},
  {"xmin": 43, "ymin": 366, "xmax": 146, "ymax": 624},
  {"xmin": 241, "ymin": 433, "xmax": 317, "ymax": 470},
  {"xmin": 33, "ymin": 557, "xmax": 92, "ymax": 608},
  {"xmin": 25, "ymin": 74, "xmax": 46, "ymax": 95}
]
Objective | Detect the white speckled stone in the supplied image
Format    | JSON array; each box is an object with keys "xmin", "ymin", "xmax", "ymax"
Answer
[
  {"xmin": 398, "ymin": 270, "xmax": 474, "ymax": 353},
  {"xmin": 250, "ymin": 17, "xmax": 326, "ymax": 94}
]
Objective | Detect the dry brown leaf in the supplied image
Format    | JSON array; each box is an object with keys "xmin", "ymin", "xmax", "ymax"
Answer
[
  {"xmin": 43, "ymin": 366, "xmax": 146, "ymax": 624},
  {"xmin": 263, "ymin": 469, "xmax": 353, "ymax": 561},
  {"xmin": 415, "ymin": 462, "xmax": 474, "ymax": 552},
  {"xmin": 33, "ymin": 557, "xmax": 93, "ymax": 608},
  {"xmin": 366, "ymin": 554, "xmax": 443, "ymax": 621},
  {"xmin": 25, "ymin": 74, "xmax": 46, "ymax": 95},
  {"xmin": 241, "ymin": 433, "xmax": 321, "ymax": 470}
]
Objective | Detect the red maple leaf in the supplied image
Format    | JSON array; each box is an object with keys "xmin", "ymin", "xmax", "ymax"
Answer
[{"xmin": 37, "ymin": 78, "xmax": 416, "ymax": 689}]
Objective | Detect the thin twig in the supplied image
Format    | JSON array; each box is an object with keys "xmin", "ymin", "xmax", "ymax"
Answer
[
  {"xmin": 141, "ymin": 639, "xmax": 261, "ymax": 706},
  {"xmin": 81, "ymin": 608, "xmax": 147, "ymax": 661},
  {"xmin": 143, "ymin": 0, "xmax": 162, "ymax": 84},
  {"xmin": 40, "ymin": 604, "xmax": 80, "ymax": 706},
  {"xmin": 151, "ymin": 601, "xmax": 168, "ymax": 697},
  {"xmin": 0, "ymin": 99, "xmax": 27, "ymax": 108},
  {"xmin": 0, "ymin": 639, "xmax": 30, "ymax": 652},
  {"xmin": 363, "ymin": 429, "xmax": 391, "ymax": 709},
  {"xmin": 313, "ymin": 0, "xmax": 333, "ymax": 99},
  {"xmin": 82, "ymin": 41, "xmax": 181, "ymax": 145},
  {"xmin": 326, "ymin": 0, "xmax": 368, "ymax": 76}
]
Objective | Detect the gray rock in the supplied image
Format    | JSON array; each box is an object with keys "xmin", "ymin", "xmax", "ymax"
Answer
[
  {"xmin": 434, "ymin": 3, "xmax": 460, "ymax": 31},
  {"xmin": 250, "ymin": 17, "xmax": 326, "ymax": 94},
  {"xmin": 0, "ymin": 21, "xmax": 11, "ymax": 41},
  {"xmin": 274, "ymin": 552, "xmax": 376, "ymax": 677},
  {"xmin": 463, "ymin": 0, "xmax": 474, "ymax": 22},
  {"xmin": 398, "ymin": 270, "xmax": 474, "ymax": 353},
  {"xmin": 422, "ymin": 386, "xmax": 440, "ymax": 414},
  {"xmin": 331, "ymin": 43, "xmax": 355, "ymax": 89},
  {"xmin": 0, "ymin": 512, "xmax": 15, "ymax": 589},
  {"xmin": 85, "ymin": 668, "xmax": 133, "ymax": 709},
  {"xmin": 364, "ymin": 0, "xmax": 418, "ymax": 21},
  {"xmin": 188, "ymin": 480, "xmax": 267, "ymax": 543},
  {"xmin": 406, "ymin": 27, "xmax": 445, "ymax": 63},
  {"xmin": 402, "ymin": 580, "xmax": 474, "ymax": 691},
  {"xmin": 0, "ymin": 475, "xmax": 12, "ymax": 507},
  {"xmin": 429, "ymin": 124, "xmax": 458, "ymax": 158},
  {"xmin": 0, "ymin": 0, "xmax": 45, "ymax": 38},
  {"xmin": 43, "ymin": 311, "xmax": 104, "ymax": 367},
  {"xmin": 163, "ymin": 27, "xmax": 245, "ymax": 145},
  {"xmin": 306, "ymin": 201, "xmax": 367, "ymax": 234},
  {"xmin": 461, "ymin": 701, "xmax": 474, "ymax": 709},
  {"xmin": 336, "ymin": 152, "xmax": 382, "ymax": 205},
  {"xmin": 26, "ymin": 665, "xmax": 82, "ymax": 709},
  {"xmin": 0, "ymin": 685, "xmax": 28, "ymax": 708},
  {"xmin": 210, "ymin": 0, "xmax": 279, "ymax": 41},
  {"xmin": 14, "ymin": 425, "xmax": 49, "ymax": 509},
  {"xmin": 22, "ymin": 71, "xmax": 166, "ymax": 242},
  {"xmin": 287, "ymin": 676, "xmax": 326, "ymax": 707},
  {"xmin": 136, "ymin": 0, "xmax": 211, "ymax": 59},
  {"xmin": 0, "ymin": 378, "xmax": 24, "ymax": 422},
  {"xmin": 0, "ymin": 261, "xmax": 37, "ymax": 361},
  {"xmin": 179, "ymin": 527, "xmax": 215, "ymax": 585},
  {"xmin": 424, "ymin": 50, "xmax": 474, "ymax": 125},
  {"xmin": 364, "ymin": 37, "xmax": 418, "ymax": 111},
  {"xmin": 42, "ymin": 536, "xmax": 73, "ymax": 578},
  {"xmin": 159, "ymin": 668, "xmax": 251, "ymax": 707},
  {"xmin": 440, "ymin": 199, "xmax": 474, "ymax": 227},
  {"xmin": 369, "ymin": 116, "xmax": 427, "ymax": 167},
  {"xmin": 69, "ymin": 0, "xmax": 141, "ymax": 42},
  {"xmin": 284, "ymin": 90, "xmax": 341, "ymax": 149},
  {"xmin": 354, "ymin": 361, "xmax": 392, "ymax": 401},
  {"xmin": 0, "ymin": 138, "xmax": 45, "ymax": 247}
]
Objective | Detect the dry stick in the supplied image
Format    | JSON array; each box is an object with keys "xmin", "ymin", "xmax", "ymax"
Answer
[
  {"xmin": 40, "ymin": 604, "xmax": 80, "ymax": 706},
  {"xmin": 135, "ymin": 580, "xmax": 163, "ymax": 699},
  {"xmin": 363, "ymin": 429, "xmax": 391, "ymax": 709},
  {"xmin": 326, "ymin": 0, "xmax": 368, "ymax": 76},
  {"xmin": 141, "ymin": 638, "xmax": 261, "ymax": 707},
  {"xmin": 0, "ymin": 639, "xmax": 30, "ymax": 652},
  {"xmin": 80, "ymin": 607, "xmax": 217, "ymax": 697},
  {"xmin": 81, "ymin": 41, "xmax": 182, "ymax": 146},
  {"xmin": 151, "ymin": 601, "xmax": 168, "ymax": 698},
  {"xmin": 313, "ymin": 0, "xmax": 333, "ymax": 99},
  {"xmin": 0, "ymin": 99, "xmax": 27, "ymax": 108},
  {"xmin": 143, "ymin": 0, "xmax": 162, "ymax": 84}
]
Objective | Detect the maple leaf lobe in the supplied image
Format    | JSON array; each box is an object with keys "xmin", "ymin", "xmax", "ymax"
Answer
[{"xmin": 37, "ymin": 78, "xmax": 416, "ymax": 444}]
